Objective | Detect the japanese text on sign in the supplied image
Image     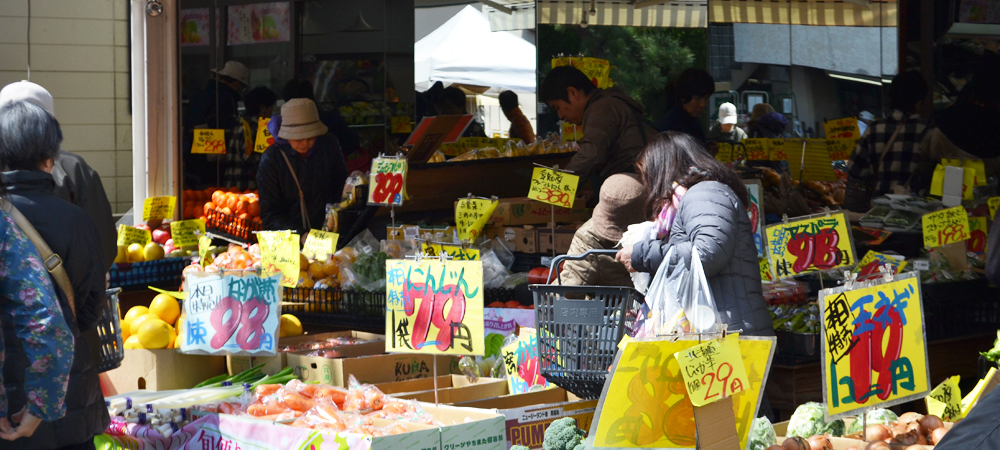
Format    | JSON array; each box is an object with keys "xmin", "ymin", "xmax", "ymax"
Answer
[
  {"xmin": 528, "ymin": 167, "xmax": 578, "ymax": 209},
  {"xmin": 501, "ymin": 329, "xmax": 549, "ymax": 395},
  {"xmin": 768, "ymin": 139, "xmax": 788, "ymax": 161},
  {"xmin": 391, "ymin": 116, "xmax": 412, "ymax": 134},
  {"xmin": 254, "ymin": 117, "xmax": 274, "ymax": 153},
  {"xmin": 192, "ymin": 129, "xmax": 226, "ymax": 154},
  {"xmin": 820, "ymin": 273, "xmax": 929, "ymax": 418},
  {"xmin": 143, "ymin": 196, "xmax": 176, "ymax": 221},
  {"xmin": 257, "ymin": 230, "xmax": 300, "ymax": 288},
  {"xmin": 117, "ymin": 225, "xmax": 152, "ymax": 247},
  {"xmin": 743, "ymin": 139, "xmax": 768, "ymax": 161},
  {"xmin": 562, "ymin": 122, "xmax": 583, "ymax": 142},
  {"xmin": 824, "ymin": 117, "xmax": 862, "ymax": 139},
  {"xmin": 922, "ymin": 206, "xmax": 970, "ymax": 249},
  {"xmin": 455, "ymin": 198, "xmax": 498, "ymax": 242},
  {"xmin": 302, "ymin": 230, "xmax": 338, "ymax": 261},
  {"xmin": 674, "ymin": 334, "xmax": 749, "ymax": 407},
  {"xmin": 852, "ymin": 250, "xmax": 907, "ymax": 282},
  {"xmin": 766, "ymin": 213, "xmax": 855, "ymax": 279},
  {"xmin": 170, "ymin": 219, "xmax": 206, "ymax": 248},
  {"xmin": 826, "ymin": 138, "xmax": 857, "ymax": 161},
  {"xmin": 181, "ymin": 271, "xmax": 281, "ymax": 356},
  {"xmin": 968, "ymin": 217, "xmax": 989, "ymax": 254},
  {"xmin": 593, "ymin": 337, "xmax": 774, "ymax": 449},
  {"xmin": 926, "ymin": 376, "xmax": 963, "ymax": 421},
  {"xmin": 759, "ymin": 258, "xmax": 773, "ymax": 282},
  {"xmin": 715, "ymin": 142, "xmax": 735, "ymax": 163},
  {"xmin": 385, "ymin": 259, "xmax": 485, "ymax": 355},
  {"xmin": 989, "ymin": 197, "xmax": 1000, "ymax": 220},
  {"xmin": 368, "ymin": 158, "xmax": 407, "ymax": 206},
  {"xmin": 421, "ymin": 243, "xmax": 480, "ymax": 261}
]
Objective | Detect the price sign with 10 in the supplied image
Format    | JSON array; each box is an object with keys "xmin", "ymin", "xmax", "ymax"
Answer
[
  {"xmin": 181, "ymin": 271, "xmax": 282, "ymax": 356},
  {"xmin": 369, "ymin": 157, "xmax": 407, "ymax": 206}
]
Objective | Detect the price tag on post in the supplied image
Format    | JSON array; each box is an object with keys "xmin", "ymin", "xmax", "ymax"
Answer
[
  {"xmin": 180, "ymin": 270, "xmax": 282, "ymax": 356},
  {"xmin": 674, "ymin": 334, "xmax": 749, "ymax": 407},
  {"xmin": 528, "ymin": 167, "xmax": 579, "ymax": 209},
  {"xmin": 254, "ymin": 117, "xmax": 274, "ymax": 153},
  {"xmin": 421, "ymin": 243, "xmax": 480, "ymax": 261},
  {"xmin": 170, "ymin": 219, "xmax": 206, "ymax": 248},
  {"xmin": 368, "ymin": 158, "xmax": 407, "ymax": 206},
  {"xmin": 501, "ymin": 329, "xmax": 549, "ymax": 395},
  {"xmin": 455, "ymin": 198, "xmax": 498, "ymax": 242},
  {"xmin": 191, "ymin": 129, "xmax": 227, "ymax": 154},
  {"xmin": 385, "ymin": 259, "xmax": 484, "ymax": 355},
  {"xmin": 922, "ymin": 206, "xmax": 970, "ymax": 249},
  {"xmin": 926, "ymin": 376, "xmax": 963, "ymax": 421},
  {"xmin": 198, "ymin": 235, "xmax": 212, "ymax": 267},
  {"xmin": 302, "ymin": 230, "xmax": 339, "ymax": 261},
  {"xmin": 257, "ymin": 231, "xmax": 300, "ymax": 288},
  {"xmin": 143, "ymin": 196, "xmax": 176, "ymax": 221},
  {"xmin": 765, "ymin": 212, "xmax": 856, "ymax": 279},
  {"xmin": 117, "ymin": 225, "xmax": 152, "ymax": 247},
  {"xmin": 989, "ymin": 197, "xmax": 1000, "ymax": 220}
]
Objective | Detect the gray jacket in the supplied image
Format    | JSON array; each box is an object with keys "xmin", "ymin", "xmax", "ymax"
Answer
[{"xmin": 631, "ymin": 181, "xmax": 772, "ymax": 336}]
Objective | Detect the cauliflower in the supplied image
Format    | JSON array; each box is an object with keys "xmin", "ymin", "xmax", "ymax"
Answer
[{"xmin": 543, "ymin": 417, "xmax": 586, "ymax": 450}]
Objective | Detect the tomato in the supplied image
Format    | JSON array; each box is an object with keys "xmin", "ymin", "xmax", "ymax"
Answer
[{"xmin": 528, "ymin": 267, "xmax": 551, "ymax": 284}]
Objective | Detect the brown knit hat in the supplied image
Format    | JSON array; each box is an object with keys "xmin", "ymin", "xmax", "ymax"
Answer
[{"xmin": 592, "ymin": 173, "xmax": 646, "ymax": 243}]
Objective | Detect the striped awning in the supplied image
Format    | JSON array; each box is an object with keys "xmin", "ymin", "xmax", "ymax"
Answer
[
  {"xmin": 537, "ymin": 1, "xmax": 708, "ymax": 28},
  {"xmin": 710, "ymin": 0, "xmax": 897, "ymax": 27},
  {"xmin": 484, "ymin": 4, "xmax": 537, "ymax": 31}
]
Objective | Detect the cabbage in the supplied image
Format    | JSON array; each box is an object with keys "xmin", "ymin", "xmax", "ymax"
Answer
[
  {"xmin": 787, "ymin": 402, "xmax": 843, "ymax": 438},
  {"xmin": 845, "ymin": 409, "xmax": 899, "ymax": 435},
  {"xmin": 823, "ymin": 418, "xmax": 846, "ymax": 437},
  {"xmin": 749, "ymin": 417, "xmax": 776, "ymax": 450}
]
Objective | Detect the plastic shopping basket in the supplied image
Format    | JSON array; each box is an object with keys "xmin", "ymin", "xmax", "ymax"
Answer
[
  {"xmin": 529, "ymin": 250, "xmax": 644, "ymax": 399},
  {"xmin": 95, "ymin": 288, "xmax": 124, "ymax": 373}
]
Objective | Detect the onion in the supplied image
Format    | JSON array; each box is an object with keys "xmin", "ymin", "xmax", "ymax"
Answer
[
  {"xmin": 865, "ymin": 441, "xmax": 891, "ymax": 450},
  {"xmin": 845, "ymin": 447, "xmax": 860, "ymax": 450},
  {"xmin": 807, "ymin": 435, "xmax": 833, "ymax": 450},
  {"xmin": 767, "ymin": 445, "xmax": 785, "ymax": 450},
  {"xmin": 931, "ymin": 427, "xmax": 948, "ymax": 445},
  {"xmin": 898, "ymin": 412, "xmax": 925, "ymax": 426},
  {"xmin": 905, "ymin": 446, "xmax": 925, "ymax": 450},
  {"xmin": 782, "ymin": 437, "xmax": 809, "ymax": 450},
  {"xmin": 920, "ymin": 415, "xmax": 944, "ymax": 431},
  {"xmin": 865, "ymin": 424, "xmax": 892, "ymax": 442},
  {"xmin": 891, "ymin": 429, "xmax": 922, "ymax": 446},
  {"xmin": 904, "ymin": 421, "xmax": 928, "ymax": 440}
]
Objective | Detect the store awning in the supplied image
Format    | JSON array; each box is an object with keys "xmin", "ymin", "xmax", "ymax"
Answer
[
  {"xmin": 536, "ymin": 1, "xmax": 708, "ymax": 28},
  {"xmin": 711, "ymin": 0, "xmax": 897, "ymax": 27}
]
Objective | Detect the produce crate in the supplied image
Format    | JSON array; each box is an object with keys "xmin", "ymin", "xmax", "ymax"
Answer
[
  {"xmin": 108, "ymin": 257, "xmax": 192, "ymax": 292},
  {"xmin": 775, "ymin": 331, "xmax": 820, "ymax": 359},
  {"xmin": 282, "ymin": 287, "xmax": 384, "ymax": 330},
  {"xmin": 205, "ymin": 209, "xmax": 261, "ymax": 243},
  {"xmin": 921, "ymin": 278, "xmax": 1000, "ymax": 341}
]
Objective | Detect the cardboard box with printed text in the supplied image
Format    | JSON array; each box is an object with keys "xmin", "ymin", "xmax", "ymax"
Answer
[
  {"xmin": 227, "ymin": 330, "xmax": 384, "ymax": 376},
  {"xmin": 456, "ymin": 388, "xmax": 597, "ymax": 449}
]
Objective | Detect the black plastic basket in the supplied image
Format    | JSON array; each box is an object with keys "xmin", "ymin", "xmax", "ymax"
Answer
[
  {"xmin": 529, "ymin": 250, "xmax": 644, "ymax": 399},
  {"xmin": 921, "ymin": 279, "xmax": 1000, "ymax": 341},
  {"xmin": 282, "ymin": 287, "xmax": 385, "ymax": 330},
  {"xmin": 108, "ymin": 257, "xmax": 193, "ymax": 291},
  {"xmin": 96, "ymin": 288, "xmax": 124, "ymax": 373},
  {"xmin": 206, "ymin": 209, "xmax": 261, "ymax": 243}
]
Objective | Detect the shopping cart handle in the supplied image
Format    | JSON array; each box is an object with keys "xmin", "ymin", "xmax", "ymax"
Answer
[{"xmin": 545, "ymin": 249, "xmax": 621, "ymax": 285}]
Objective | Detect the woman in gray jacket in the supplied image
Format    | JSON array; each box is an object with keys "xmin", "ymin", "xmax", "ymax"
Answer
[{"xmin": 616, "ymin": 132, "xmax": 773, "ymax": 336}]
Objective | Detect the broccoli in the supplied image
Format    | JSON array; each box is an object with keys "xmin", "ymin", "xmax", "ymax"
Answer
[
  {"xmin": 511, "ymin": 446, "xmax": 531, "ymax": 450},
  {"xmin": 543, "ymin": 417, "xmax": 586, "ymax": 450}
]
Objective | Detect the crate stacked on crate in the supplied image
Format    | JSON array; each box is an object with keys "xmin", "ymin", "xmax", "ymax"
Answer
[
  {"xmin": 108, "ymin": 257, "xmax": 193, "ymax": 291},
  {"xmin": 206, "ymin": 209, "xmax": 262, "ymax": 243}
]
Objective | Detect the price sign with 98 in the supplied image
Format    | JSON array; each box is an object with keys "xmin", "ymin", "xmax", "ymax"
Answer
[
  {"xmin": 368, "ymin": 158, "xmax": 407, "ymax": 206},
  {"xmin": 921, "ymin": 206, "xmax": 970, "ymax": 249},
  {"xmin": 181, "ymin": 271, "xmax": 282, "ymax": 356},
  {"xmin": 528, "ymin": 167, "xmax": 579, "ymax": 209}
]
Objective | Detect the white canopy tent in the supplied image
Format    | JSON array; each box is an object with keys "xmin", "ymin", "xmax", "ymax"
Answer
[{"xmin": 414, "ymin": 5, "xmax": 537, "ymax": 94}]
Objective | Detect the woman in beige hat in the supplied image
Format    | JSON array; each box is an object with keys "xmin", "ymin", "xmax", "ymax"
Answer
[{"xmin": 256, "ymin": 98, "xmax": 348, "ymax": 235}]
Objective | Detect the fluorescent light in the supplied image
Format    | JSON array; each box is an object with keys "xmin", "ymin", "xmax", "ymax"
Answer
[{"xmin": 828, "ymin": 72, "xmax": 883, "ymax": 86}]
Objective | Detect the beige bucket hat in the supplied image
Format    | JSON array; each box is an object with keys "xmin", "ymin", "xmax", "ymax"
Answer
[
  {"xmin": 278, "ymin": 98, "xmax": 329, "ymax": 140},
  {"xmin": 211, "ymin": 60, "xmax": 249, "ymax": 85}
]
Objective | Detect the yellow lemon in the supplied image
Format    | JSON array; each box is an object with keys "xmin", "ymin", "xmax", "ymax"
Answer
[
  {"xmin": 149, "ymin": 294, "xmax": 181, "ymax": 324},
  {"xmin": 280, "ymin": 314, "xmax": 303, "ymax": 337},
  {"xmin": 127, "ymin": 243, "xmax": 145, "ymax": 263},
  {"xmin": 174, "ymin": 334, "xmax": 183, "ymax": 349},
  {"xmin": 297, "ymin": 271, "xmax": 315, "ymax": 289},
  {"xmin": 308, "ymin": 261, "xmax": 326, "ymax": 280},
  {"xmin": 122, "ymin": 306, "xmax": 149, "ymax": 334},
  {"xmin": 137, "ymin": 318, "xmax": 172, "ymax": 349},
  {"xmin": 130, "ymin": 313, "xmax": 160, "ymax": 336},
  {"xmin": 121, "ymin": 324, "xmax": 131, "ymax": 342},
  {"xmin": 143, "ymin": 242, "xmax": 165, "ymax": 262},
  {"xmin": 124, "ymin": 335, "xmax": 143, "ymax": 349},
  {"xmin": 114, "ymin": 245, "xmax": 128, "ymax": 264},
  {"xmin": 176, "ymin": 315, "xmax": 185, "ymax": 336}
]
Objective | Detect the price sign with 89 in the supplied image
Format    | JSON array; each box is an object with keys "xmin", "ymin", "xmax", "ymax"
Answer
[
  {"xmin": 528, "ymin": 167, "xmax": 579, "ymax": 209},
  {"xmin": 368, "ymin": 158, "xmax": 407, "ymax": 206}
]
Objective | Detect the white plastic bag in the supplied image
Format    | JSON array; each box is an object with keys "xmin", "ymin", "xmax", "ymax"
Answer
[
  {"xmin": 618, "ymin": 221, "xmax": 659, "ymax": 294},
  {"xmin": 633, "ymin": 246, "xmax": 723, "ymax": 337}
]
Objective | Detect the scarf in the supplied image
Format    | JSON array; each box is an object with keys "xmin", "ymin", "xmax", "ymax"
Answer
[{"xmin": 654, "ymin": 184, "xmax": 688, "ymax": 240}]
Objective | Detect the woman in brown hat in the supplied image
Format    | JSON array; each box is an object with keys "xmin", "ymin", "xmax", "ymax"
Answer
[{"xmin": 257, "ymin": 99, "xmax": 348, "ymax": 235}]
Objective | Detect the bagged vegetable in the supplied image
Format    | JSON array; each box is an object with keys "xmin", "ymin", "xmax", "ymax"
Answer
[
  {"xmin": 787, "ymin": 402, "xmax": 845, "ymax": 438},
  {"xmin": 845, "ymin": 409, "xmax": 898, "ymax": 435},
  {"xmin": 337, "ymin": 230, "xmax": 389, "ymax": 290},
  {"xmin": 749, "ymin": 416, "xmax": 776, "ymax": 450}
]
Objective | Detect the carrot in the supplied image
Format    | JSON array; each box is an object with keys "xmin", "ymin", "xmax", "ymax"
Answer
[
  {"xmin": 365, "ymin": 388, "xmax": 386, "ymax": 411},
  {"xmin": 342, "ymin": 390, "xmax": 364, "ymax": 412},
  {"xmin": 218, "ymin": 402, "xmax": 239, "ymax": 415},
  {"xmin": 254, "ymin": 384, "xmax": 282, "ymax": 400},
  {"xmin": 282, "ymin": 393, "xmax": 316, "ymax": 412},
  {"xmin": 255, "ymin": 413, "xmax": 283, "ymax": 421},
  {"xmin": 314, "ymin": 387, "xmax": 348, "ymax": 406},
  {"xmin": 247, "ymin": 403, "xmax": 286, "ymax": 417},
  {"xmin": 297, "ymin": 384, "xmax": 320, "ymax": 398}
]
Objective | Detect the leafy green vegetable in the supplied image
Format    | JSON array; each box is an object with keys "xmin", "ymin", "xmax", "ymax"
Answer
[
  {"xmin": 749, "ymin": 417, "xmax": 776, "ymax": 450},
  {"xmin": 543, "ymin": 417, "xmax": 586, "ymax": 450},
  {"xmin": 823, "ymin": 418, "xmax": 846, "ymax": 437},
  {"xmin": 845, "ymin": 409, "xmax": 899, "ymax": 435},
  {"xmin": 980, "ymin": 330, "xmax": 1000, "ymax": 363},
  {"xmin": 787, "ymin": 402, "xmax": 842, "ymax": 438},
  {"xmin": 353, "ymin": 251, "xmax": 389, "ymax": 282},
  {"xmin": 485, "ymin": 333, "xmax": 505, "ymax": 359}
]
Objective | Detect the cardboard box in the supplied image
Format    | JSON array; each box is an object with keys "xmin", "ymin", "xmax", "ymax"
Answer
[
  {"xmin": 106, "ymin": 349, "xmax": 228, "ymax": 392},
  {"xmin": 288, "ymin": 352, "xmax": 461, "ymax": 387},
  {"xmin": 482, "ymin": 226, "xmax": 538, "ymax": 253},
  {"xmin": 422, "ymin": 404, "xmax": 508, "ymax": 450},
  {"xmin": 228, "ymin": 331, "xmax": 385, "ymax": 376},
  {"xmin": 485, "ymin": 198, "xmax": 590, "ymax": 226},
  {"xmin": 537, "ymin": 227, "xmax": 577, "ymax": 254},
  {"xmin": 370, "ymin": 420, "xmax": 442, "ymax": 450},
  {"xmin": 455, "ymin": 388, "xmax": 597, "ymax": 449},
  {"xmin": 377, "ymin": 376, "xmax": 508, "ymax": 404}
]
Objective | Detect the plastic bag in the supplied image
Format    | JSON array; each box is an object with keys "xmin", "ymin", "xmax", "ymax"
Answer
[
  {"xmin": 618, "ymin": 222, "xmax": 658, "ymax": 294},
  {"xmin": 481, "ymin": 249, "xmax": 511, "ymax": 288},
  {"xmin": 337, "ymin": 230, "xmax": 388, "ymax": 290},
  {"xmin": 489, "ymin": 238, "xmax": 514, "ymax": 270},
  {"xmin": 635, "ymin": 246, "xmax": 723, "ymax": 337}
]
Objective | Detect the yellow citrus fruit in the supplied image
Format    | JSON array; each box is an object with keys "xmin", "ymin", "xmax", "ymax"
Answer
[
  {"xmin": 114, "ymin": 245, "xmax": 128, "ymax": 264},
  {"xmin": 308, "ymin": 261, "xmax": 326, "ymax": 280},
  {"xmin": 127, "ymin": 243, "xmax": 145, "ymax": 263},
  {"xmin": 174, "ymin": 334, "xmax": 183, "ymax": 349},
  {"xmin": 130, "ymin": 313, "xmax": 160, "ymax": 336},
  {"xmin": 176, "ymin": 315, "xmax": 185, "ymax": 336},
  {"xmin": 280, "ymin": 314, "xmax": 303, "ymax": 337},
  {"xmin": 137, "ymin": 318, "xmax": 172, "ymax": 349},
  {"xmin": 299, "ymin": 252, "xmax": 309, "ymax": 268},
  {"xmin": 121, "ymin": 323, "xmax": 131, "ymax": 341},
  {"xmin": 149, "ymin": 294, "xmax": 181, "ymax": 324},
  {"xmin": 124, "ymin": 335, "xmax": 143, "ymax": 349},
  {"xmin": 143, "ymin": 242, "xmax": 165, "ymax": 262},
  {"xmin": 122, "ymin": 306, "xmax": 149, "ymax": 332},
  {"xmin": 320, "ymin": 257, "xmax": 339, "ymax": 277},
  {"xmin": 297, "ymin": 271, "xmax": 315, "ymax": 289}
]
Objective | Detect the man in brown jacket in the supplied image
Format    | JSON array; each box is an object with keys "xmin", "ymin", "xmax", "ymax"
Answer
[{"xmin": 541, "ymin": 66, "xmax": 656, "ymax": 196}]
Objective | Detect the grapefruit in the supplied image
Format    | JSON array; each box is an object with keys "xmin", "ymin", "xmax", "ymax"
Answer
[
  {"xmin": 280, "ymin": 314, "xmax": 303, "ymax": 337},
  {"xmin": 127, "ymin": 243, "xmax": 145, "ymax": 262},
  {"xmin": 130, "ymin": 313, "xmax": 160, "ymax": 336},
  {"xmin": 143, "ymin": 242, "xmax": 165, "ymax": 261},
  {"xmin": 122, "ymin": 306, "xmax": 149, "ymax": 332},
  {"xmin": 124, "ymin": 335, "xmax": 143, "ymax": 349},
  {"xmin": 137, "ymin": 318, "xmax": 172, "ymax": 349},
  {"xmin": 149, "ymin": 293, "xmax": 181, "ymax": 324}
]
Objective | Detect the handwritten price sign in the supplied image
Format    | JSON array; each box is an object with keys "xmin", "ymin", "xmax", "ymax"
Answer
[
  {"xmin": 765, "ymin": 213, "xmax": 856, "ymax": 279},
  {"xmin": 117, "ymin": 225, "xmax": 152, "ymax": 247},
  {"xmin": 302, "ymin": 230, "xmax": 339, "ymax": 261},
  {"xmin": 143, "ymin": 196, "xmax": 177, "ymax": 221},
  {"xmin": 528, "ymin": 167, "xmax": 579, "ymax": 209},
  {"xmin": 192, "ymin": 129, "xmax": 226, "ymax": 154},
  {"xmin": 768, "ymin": 139, "xmax": 788, "ymax": 161},
  {"xmin": 968, "ymin": 217, "xmax": 989, "ymax": 254},
  {"xmin": 502, "ymin": 329, "xmax": 549, "ymax": 394},
  {"xmin": 257, "ymin": 230, "xmax": 300, "ymax": 288},
  {"xmin": 852, "ymin": 250, "xmax": 907, "ymax": 282},
  {"xmin": 254, "ymin": 117, "xmax": 274, "ymax": 153},
  {"xmin": 181, "ymin": 271, "xmax": 281, "ymax": 356},
  {"xmin": 743, "ymin": 139, "xmax": 769, "ymax": 161},
  {"xmin": 170, "ymin": 219, "xmax": 206, "ymax": 248},
  {"xmin": 561, "ymin": 122, "xmax": 583, "ymax": 142},
  {"xmin": 926, "ymin": 376, "xmax": 963, "ymax": 421},
  {"xmin": 385, "ymin": 259, "xmax": 485, "ymax": 355},
  {"xmin": 674, "ymin": 334, "xmax": 749, "ymax": 407},
  {"xmin": 421, "ymin": 243, "xmax": 480, "ymax": 261},
  {"xmin": 455, "ymin": 198, "xmax": 498, "ymax": 242},
  {"xmin": 759, "ymin": 258, "xmax": 773, "ymax": 282},
  {"xmin": 820, "ymin": 273, "xmax": 929, "ymax": 418},
  {"xmin": 198, "ymin": 235, "xmax": 212, "ymax": 267},
  {"xmin": 824, "ymin": 117, "xmax": 862, "ymax": 139},
  {"xmin": 368, "ymin": 158, "xmax": 407, "ymax": 206},
  {"xmin": 922, "ymin": 206, "xmax": 970, "ymax": 249},
  {"xmin": 826, "ymin": 138, "xmax": 857, "ymax": 161}
]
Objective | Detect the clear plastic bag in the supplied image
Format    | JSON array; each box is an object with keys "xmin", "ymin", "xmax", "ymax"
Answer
[
  {"xmin": 635, "ymin": 246, "xmax": 723, "ymax": 337},
  {"xmin": 618, "ymin": 222, "xmax": 658, "ymax": 294},
  {"xmin": 481, "ymin": 249, "xmax": 511, "ymax": 288}
]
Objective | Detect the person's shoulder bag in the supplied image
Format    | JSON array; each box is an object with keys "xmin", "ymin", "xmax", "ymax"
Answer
[
  {"xmin": 278, "ymin": 149, "xmax": 312, "ymax": 230},
  {"xmin": 843, "ymin": 119, "xmax": 906, "ymax": 212},
  {"xmin": 0, "ymin": 198, "xmax": 76, "ymax": 319}
]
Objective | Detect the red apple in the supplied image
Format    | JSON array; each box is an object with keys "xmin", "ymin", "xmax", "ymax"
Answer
[
  {"xmin": 322, "ymin": 350, "xmax": 341, "ymax": 358},
  {"xmin": 135, "ymin": 224, "xmax": 151, "ymax": 231},
  {"xmin": 152, "ymin": 229, "xmax": 171, "ymax": 245}
]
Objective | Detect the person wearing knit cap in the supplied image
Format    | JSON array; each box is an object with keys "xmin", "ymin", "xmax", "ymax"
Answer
[
  {"xmin": 257, "ymin": 99, "xmax": 348, "ymax": 236},
  {"xmin": 558, "ymin": 174, "xmax": 646, "ymax": 287}
]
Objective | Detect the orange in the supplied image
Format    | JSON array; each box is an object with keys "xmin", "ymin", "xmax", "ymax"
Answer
[
  {"xmin": 238, "ymin": 213, "xmax": 249, "ymax": 221},
  {"xmin": 247, "ymin": 199, "xmax": 260, "ymax": 217},
  {"xmin": 235, "ymin": 199, "xmax": 248, "ymax": 215},
  {"xmin": 211, "ymin": 190, "xmax": 224, "ymax": 205},
  {"xmin": 222, "ymin": 207, "xmax": 232, "ymax": 215},
  {"xmin": 204, "ymin": 202, "xmax": 216, "ymax": 215},
  {"xmin": 227, "ymin": 194, "xmax": 239, "ymax": 210},
  {"xmin": 252, "ymin": 216, "xmax": 262, "ymax": 224}
]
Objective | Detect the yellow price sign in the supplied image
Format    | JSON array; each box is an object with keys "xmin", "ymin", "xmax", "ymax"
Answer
[
  {"xmin": 117, "ymin": 225, "xmax": 152, "ymax": 247},
  {"xmin": 819, "ymin": 273, "xmax": 929, "ymax": 418},
  {"xmin": 674, "ymin": 334, "xmax": 749, "ymax": 407},
  {"xmin": 368, "ymin": 158, "xmax": 407, "ymax": 206},
  {"xmin": 768, "ymin": 139, "xmax": 788, "ymax": 161},
  {"xmin": 170, "ymin": 219, "xmax": 206, "ymax": 248},
  {"xmin": 988, "ymin": 197, "xmax": 1000, "ymax": 220},
  {"xmin": 852, "ymin": 250, "xmax": 907, "ymax": 281},
  {"xmin": 198, "ymin": 235, "xmax": 212, "ymax": 267},
  {"xmin": 743, "ymin": 139, "xmax": 768, "ymax": 161},
  {"xmin": 823, "ymin": 117, "xmax": 862, "ymax": 140},
  {"xmin": 257, "ymin": 230, "xmax": 301, "ymax": 288},
  {"xmin": 561, "ymin": 122, "xmax": 583, "ymax": 142},
  {"xmin": 922, "ymin": 206, "xmax": 970, "ymax": 249},
  {"xmin": 391, "ymin": 116, "xmax": 412, "ymax": 134},
  {"xmin": 714, "ymin": 142, "xmax": 735, "ymax": 163},
  {"xmin": 302, "ymin": 229, "xmax": 339, "ymax": 261},
  {"xmin": 242, "ymin": 118, "xmax": 253, "ymax": 155},
  {"xmin": 254, "ymin": 117, "xmax": 274, "ymax": 153},
  {"xmin": 765, "ymin": 212, "xmax": 856, "ymax": 279},
  {"xmin": 142, "ymin": 196, "xmax": 176, "ymax": 221},
  {"xmin": 191, "ymin": 129, "xmax": 226, "ymax": 154},
  {"xmin": 826, "ymin": 138, "xmax": 856, "ymax": 161},
  {"xmin": 759, "ymin": 258, "xmax": 772, "ymax": 282},
  {"xmin": 455, "ymin": 198, "xmax": 498, "ymax": 242},
  {"xmin": 501, "ymin": 329, "xmax": 550, "ymax": 394},
  {"xmin": 385, "ymin": 259, "xmax": 485, "ymax": 355},
  {"xmin": 528, "ymin": 167, "xmax": 579, "ymax": 209},
  {"xmin": 421, "ymin": 243, "xmax": 480, "ymax": 261},
  {"xmin": 926, "ymin": 375, "xmax": 963, "ymax": 421}
]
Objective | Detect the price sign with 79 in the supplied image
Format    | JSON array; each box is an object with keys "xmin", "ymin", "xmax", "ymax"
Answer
[
  {"xmin": 528, "ymin": 167, "xmax": 579, "ymax": 209},
  {"xmin": 368, "ymin": 158, "xmax": 407, "ymax": 206}
]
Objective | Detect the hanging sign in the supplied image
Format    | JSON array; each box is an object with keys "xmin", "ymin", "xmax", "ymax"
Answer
[
  {"xmin": 742, "ymin": 139, "xmax": 768, "ymax": 161},
  {"xmin": 455, "ymin": 198, "xmax": 498, "ymax": 242},
  {"xmin": 254, "ymin": 117, "xmax": 274, "ymax": 153},
  {"xmin": 421, "ymin": 243, "xmax": 480, "ymax": 261},
  {"xmin": 823, "ymin": 117, "xmax": 862, "ymax": 139},
  {"xmin": 301, "ymin": 230, "xmax": 339, "ymax": 261},
  {"xmin": 143, "ymin": 196, "xmax": 177, "ymax": 221},
  {"xmin": 501, "ymin": 329, "xmax": 549, "ymax": 395},
  {"xmin": 385, "ymin": 259, "xmax": 485, "ymax": 355},
  {"xmin": 528, "ymin": 167, "xmax": 579, "ymax": 209},
  {"xmin": 391, "ymin": 116, "xmax": 413, "ymax": 134},
  {"xmin": 674, "ymin": 334, "xmax": 750, "ymax": 407},
  {"xmin": 257, "ymin": 230, "xmax": 300, "ymax": 288},
  {"xmin": 826, "ymin": 138, "xmax": 857, "ymax": 161},
  {"xmin": 117, "ymin": 225, "xmax": 152, "ymax": 247},
  {"xmin": 180, "ymin": 271, "xmax": 282, "ymax": 356},
  {"xmin": 759, "ymin": 258, "xmax": 773, "ymax": 282},
  {"xmin": 198, "ymin": 235, "xmax": 213, "ymax": 267},
  {"xmin": 714, "ymin": 142, "xmax": 735, "ymax": 163},
  {"xmin": 818, "ymin": 272, "xmax": 929, "ymax": 419},
  {"xmin": 968, "ymin": 217, "xmax": 989, "ymax": 254},
  {"xmin": 988, "ymin": 197, "xmax": 1000, "ymax": 220},
  {"xmin": 922, "ymin": 206, "xmax": 970, "ymax": 249},
  {"xmin": 170, "ymin": 219, "xmax": 206, "ymax": 248},
  {"xmin": 192, "ymin": 129, "xmax": 227, "ymax": 154},
  {"xmin": 768, "ymin": 139, "xmax": 789, "ymax": 161},
  {"xmin": 368, "ymin": 158, "xmax": 407, "ymax": 206},
  {"xmin": 926, "ymin": 376, "xmax": 963, "ymax": 421},
  {"xmin": 852, "ymin": 250, "xmax": 907, "ymax": 282},
  {"xmin": 765, "ymin": 212, "xmax": 856, "ymax": 279},
  {"xmin": 745, "ymin": 180, "xmax": 766, "ymax": 258}
]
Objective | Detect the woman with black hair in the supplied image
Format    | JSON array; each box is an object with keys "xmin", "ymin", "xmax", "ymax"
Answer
[
  {"xmin": 616, "ymin": 132, "xmax": 772, "ymax": 336},
  {"xmin": 657, "ymin": 68, "xmax": 715, "ymax": 142}
]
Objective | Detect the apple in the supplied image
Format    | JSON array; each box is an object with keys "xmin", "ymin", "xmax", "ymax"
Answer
[
  {"xmin": 322, "ymin": 350, "xmax": 341, "ymax": 358},
  {"xmin": 135, "ymin": 224, "xmax": 151, "ymax": 231},
  {"xmin": 152, "ymin": 229, "xmax": 171, "ymax": 245}
]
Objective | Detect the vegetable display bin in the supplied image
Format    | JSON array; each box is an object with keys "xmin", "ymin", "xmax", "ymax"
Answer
[
  {"xmin": 775, "ymin": 331, "xmax": 820, "ymax": 359},
  {"xmin": 206, "ymin": 209, "xmax": 261, "ymax": 243},
  {"xmin": 921, "ymin": 278, "xmax": 1000, "ymax": 341},
  {"xmin": 108, "ymin": 257, "xmax": 192, "ymax": 292}
]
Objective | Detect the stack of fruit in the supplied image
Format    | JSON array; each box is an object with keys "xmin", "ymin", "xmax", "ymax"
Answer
[
  {"xmin": 114, "ymin": 224, "xmax": 193, "ymax": 264},
  {"xmin": 181, "ymin": 188, "xmax": 261, "ymax": 222},
  {"xmin": 121, "ymin": 293, "xmax": 183, "ymax": 350}
]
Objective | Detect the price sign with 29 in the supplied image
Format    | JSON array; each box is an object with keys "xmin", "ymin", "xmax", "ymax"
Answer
[
  {"xmin": 674, "ymin": 333, "xmax": 749, "ymax": 407},
  {"xmin": 528, "ymin": 167, "xmax": 579, "ymax": 209},
  {"xmin": 368, "ymin": 158, "xmax": 407, "ymax": 206}
]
